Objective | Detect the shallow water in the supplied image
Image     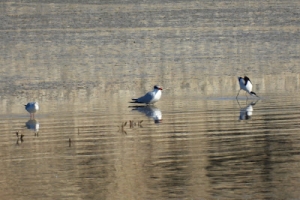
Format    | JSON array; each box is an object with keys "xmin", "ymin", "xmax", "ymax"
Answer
[
  {"xmin": 1, "ymin": 92, "xmax": 300, "ymax": 200},
  {"xmin": 1, "ymin": 1, "xmax": 300, "ymax": 200}
]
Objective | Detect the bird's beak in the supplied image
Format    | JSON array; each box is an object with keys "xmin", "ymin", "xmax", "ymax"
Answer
[{"xmin": 159, "ymin": 88, "xmax": 163, "ymax": 90}]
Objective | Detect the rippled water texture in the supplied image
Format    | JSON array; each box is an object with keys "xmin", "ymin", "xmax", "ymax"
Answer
[{"xmin": 1, "ymin": 1, "xmax": 300, "ymax": 200}]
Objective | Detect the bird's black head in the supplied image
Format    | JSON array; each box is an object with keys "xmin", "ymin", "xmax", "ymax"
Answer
[
  {"xmin": 244, "ymin": 76, "xmax": 250, "ymax": 82},
  {"xmin": 245, "ymin": 114, "xmax": 251, "ymax": 120},
  {"xmin": 154, "ymin": 119, "xmax": 161, "ymax": 124},
  {"xmin": 154, "ymin": 85, "xmax": 163, "ymax": 90}
]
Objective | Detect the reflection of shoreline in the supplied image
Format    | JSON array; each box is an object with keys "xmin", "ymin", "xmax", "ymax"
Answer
[
  {"xmin": 238, "ymin": 100, "xmax": 259, "ymax": 120},
  {"xmin": 131, "ymin": 105, "xmax": 162, "ymax": 123},
  {"xmin": 25, "ymin": 119, "xmax": 39, "ymax": 133}
]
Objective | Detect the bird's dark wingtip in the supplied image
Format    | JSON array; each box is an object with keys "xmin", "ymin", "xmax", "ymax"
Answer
[{"xmin": 130, "ymin": 101, "xmax": 144, "ymax": 104}]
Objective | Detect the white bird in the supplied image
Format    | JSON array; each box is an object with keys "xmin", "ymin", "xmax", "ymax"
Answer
[
  {"xmin": 236, "ymin": 76, "xmax": 259, "ymax": 98},
  {"xmin": 25, "ymin": 102, "xmax": 39, "ymax": 118},
  {"xmin": 131, "ymin": 85, "xmax": 163, "ymax": 104}
]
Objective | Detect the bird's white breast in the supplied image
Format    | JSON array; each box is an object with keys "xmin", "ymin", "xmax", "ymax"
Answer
[
  {"xmin": 239, "ymin": 78, "xmax": 252, "ymax": 93},
  {"xmin": 150, "ymin": 90, "xmax": 162, "ymax": 103}
]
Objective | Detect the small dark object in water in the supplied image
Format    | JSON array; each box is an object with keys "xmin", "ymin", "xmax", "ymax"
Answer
[
  {"xmin": 118, "ymin": 122, "xmax": 127, "ymax": 135},
  {"xmin": 130, "ymin": 120, "xmax": 134, "ymax": 128},
  {"xmin": 69, "ymin": 138, "xmax": 71, "ymax": 147},
  {"xmin": 20, "ymin": 134, "xmax": 24, "ymax": 142}
]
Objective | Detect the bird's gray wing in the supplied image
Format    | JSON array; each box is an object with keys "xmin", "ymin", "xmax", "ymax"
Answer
[{"xmin": 137, "ymin": 92, "xmax": 154, "ymax": 103}]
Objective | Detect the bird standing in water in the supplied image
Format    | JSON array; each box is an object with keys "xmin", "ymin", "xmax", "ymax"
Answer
[
  {"xmin": 25, "ymin": 102, "xmax": 39, "ymax": 119},
  {"xmin": 131, "ymin": 85, "xmax": 163, "ymax": 104},
  {"xmin": 236, "ymin": 76, "xmax": 259, "ymax": 99}
]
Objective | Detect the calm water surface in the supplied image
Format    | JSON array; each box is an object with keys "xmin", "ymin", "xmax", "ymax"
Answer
[
  {"xmin": 0, "ymin": 92, "xmax": 300, "ymax": 200},
  {"xmin": 1, "ymin": 1, "xmax": 300, "ymax": 200}
]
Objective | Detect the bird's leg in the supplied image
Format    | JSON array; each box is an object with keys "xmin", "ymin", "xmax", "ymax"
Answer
[
  {"xmin": 236, "ymin": 98, "xmax": 241, "ymax": 109},
  {"xmin": 236, "ymin": 89, "xmax": 241, "ymax": 99}
]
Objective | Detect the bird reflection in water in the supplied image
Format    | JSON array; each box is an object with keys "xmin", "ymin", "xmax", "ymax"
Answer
[
  {"xmin": 25, "ymin": 119, "xmax": 40, "ymax": 136},
  {"xmin": 237, "ymin": 99, "xmax": 259, "ymax": 120},
  {"xmin": 131, "ymin": 105, "xmax": 162, "ymax": 124}
]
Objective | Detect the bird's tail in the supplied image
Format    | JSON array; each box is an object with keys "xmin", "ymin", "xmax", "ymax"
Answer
[
  {"xmin": 130, "ymin": 99, "xmax": 145, "ymax": 104},
  {"xmin": 129, "ymin": 99, "xmax": 137, "ymax": 103}
]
